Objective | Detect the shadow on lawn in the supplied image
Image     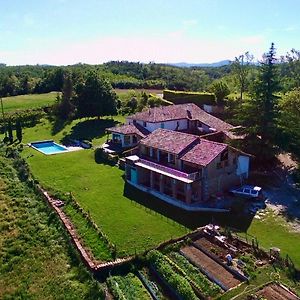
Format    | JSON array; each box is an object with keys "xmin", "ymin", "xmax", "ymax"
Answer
[
  {"xmin": 60, "ymin": 118, "xmax": 120, "ymax": 144},
  {"xmin": 123, "ymin": 182, "xmax": 254, "ymax": 231}
]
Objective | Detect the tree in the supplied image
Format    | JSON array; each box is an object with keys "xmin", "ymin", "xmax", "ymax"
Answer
[
  {"xmin": 277, "ymin": 89, "xmax": 300, "ymax": 157},
  {"xmin": 77, "ymin": 72, "xmax": 117, "ymax": 119},
  {"xmin": 281, "ymin": 49, "xmax": 300, "ymax": 90},
  {"xmin": 127, "ymin": 97, "xmax": 138, "ymax": 112},
  {"xmin": 16, "ymin": 120, "xmax": 22, "ymax": 143},
  {"xmin": 8, "ymin": 120, "xmax": 13, "ymax": 143},
  {"xmin": 55, "ymin": 73, "xmax": 75, "ymax": 120},
  {"xmin": 235, "ymin": 43, "xmax": 280, "ymax": 160},
  {"xmin": 231, "ymin": 52, "xmax": 254, "ymax": 100},
  {"xmin": 209, "ymin": 80, "xmax": 230, "ymax": 104}
]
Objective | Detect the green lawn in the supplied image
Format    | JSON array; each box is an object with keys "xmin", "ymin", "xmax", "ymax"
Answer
[
  {"xmin": 19, "ymin": 117, "xmax": 186, "ymax": 257},
  {"xmin": 246, "ymin": 209, "xmax": 300, "ymax": 268},
  {"xmin": 2, "ymin": 92, "xmax": 58, "ymax": 113}
]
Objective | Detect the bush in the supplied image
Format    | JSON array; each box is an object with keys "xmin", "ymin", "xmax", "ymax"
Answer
[{"xmin": 163, "ymin": 89, "xmax": 216, "ymax": 106}]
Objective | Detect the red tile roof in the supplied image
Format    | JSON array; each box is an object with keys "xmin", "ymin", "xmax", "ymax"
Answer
[
  {"xmin": 140, "ymin": 128, "xmax": 199, "ymax": 155},
  {"xmin": 181, "ymin": 139, "xmax": 227, "ymax": 166},
  {"xmin": 107, "ymin": 123, "xmax": 149, "ymax": 138},
  {"xmin": 129, "ymin": 103, "xmax": 234, "ymax": 132},
  {"xmin": 140, "ymin": 129, "xmax": 227, "ymax": 166}
]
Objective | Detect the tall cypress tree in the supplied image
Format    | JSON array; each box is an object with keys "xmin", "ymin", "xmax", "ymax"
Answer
[
  {"xmin": 8, "ymin": 120, "xmax": 13, "ymax": 144},
  {"xmin": 235, "ymin": 43, "xmax": 280, "ymax": 160},
  {"xmin": 16, "ymin": 120, "xmax": 22, "ymax": 142}
]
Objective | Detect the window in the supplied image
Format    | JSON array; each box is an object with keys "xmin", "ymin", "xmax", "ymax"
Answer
[
  {"xmin": 244, "ymin": 188, "xmax": 251, "ymax": 194},
  {"xmin": 132, "ymin": 135, "xmax": 137, "ymax": 144},
  {"xmin": 217, "ymin": 162, "xmax": 222, "ymax": 169},
  {"xmin": 168, "ymin": 154, "xmax": 175, "ymax": 164},
  {"xmin": 251, "ymin": 190, "xmax": 258, "ymax": 195},
  {"xmin": 160, "ymin": 122, "xmax": 165, "ymax": 128},
  {"xmin": 143, "ymin": 121, "xmax": 146, "ymax": 127},
  {"xmin": 112, "ymin": 134, "xmax": 121, "ymax": 144},
  {"xmin": 124, "ymin": 135, "xmax": 130, "ymax": 145}
]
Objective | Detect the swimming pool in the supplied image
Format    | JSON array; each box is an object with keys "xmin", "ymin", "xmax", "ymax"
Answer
[{"xmin": 29, "ymin": 140, "xmax": 69, "ymax": 155}]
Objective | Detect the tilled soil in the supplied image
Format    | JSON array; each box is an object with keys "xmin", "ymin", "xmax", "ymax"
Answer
[
  {"xmin": 180, "ymin": 245, "xmax": 242, "ymax": 290},
  {"xmin": 256, "ymin": 283, "xmax": 300, "ymax": 300}
]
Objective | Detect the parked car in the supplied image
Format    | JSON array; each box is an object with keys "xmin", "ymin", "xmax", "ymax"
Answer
[{"xmin": 229, "ymin": 185, "xmax": 265, "ymax": 200}]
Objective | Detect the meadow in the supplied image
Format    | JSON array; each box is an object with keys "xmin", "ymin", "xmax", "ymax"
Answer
[{"xmin": 1, "ymin": 92, "xmax": 58, "ymax": 113}]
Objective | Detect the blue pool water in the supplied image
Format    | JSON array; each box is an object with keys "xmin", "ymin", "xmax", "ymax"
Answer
[{"xmin": 30, "ymin": 141, "xmax": 68, "ymax": 155}]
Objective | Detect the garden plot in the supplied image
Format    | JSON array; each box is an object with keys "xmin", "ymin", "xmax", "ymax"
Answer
[
  {"xmin": 106, "ymin": 273, "xmax": 152, "ymax": 300},
  {"xmin": 255, "ymin": 283, "xmax": 299, "ymax": 300},
  {"xmin": 180, "ymin": 245, "xmax": 243, "ymax": 290}
]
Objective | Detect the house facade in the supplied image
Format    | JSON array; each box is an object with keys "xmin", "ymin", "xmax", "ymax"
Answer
[
  {"xmin": 125, "ymin": 129, "xmax": 249, "ymax": 208},
  {"xmin": 105, "ymin": 103, "xmax": 239, "ymax": 153}
]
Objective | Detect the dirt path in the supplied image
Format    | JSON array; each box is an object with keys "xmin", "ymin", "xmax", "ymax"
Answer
[{"xmin": 181, "ymin": 245, "xmax": 242, "ymax": 290}]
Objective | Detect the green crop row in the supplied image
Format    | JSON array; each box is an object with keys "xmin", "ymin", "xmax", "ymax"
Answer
[
  {"xmin": 107, "ymin": 273, "xmax": 151, "ymax": 300},
  {"xmin": 168, "ymin": 251, "xmax": 222, "ymax": 297},
  {"xmin": 147, "ymin": 250, "xmax": 198, "ymax": 300}
]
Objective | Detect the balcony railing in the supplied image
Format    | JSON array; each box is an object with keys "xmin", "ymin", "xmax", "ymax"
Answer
[{"xmin": 138, "ymin": 158, "xmax": 199, "ymax": 181}]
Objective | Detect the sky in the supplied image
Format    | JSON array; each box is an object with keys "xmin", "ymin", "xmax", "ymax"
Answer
[{"xmin": 1, "ymin": 0, "xmax": 300, "ymax": 66}]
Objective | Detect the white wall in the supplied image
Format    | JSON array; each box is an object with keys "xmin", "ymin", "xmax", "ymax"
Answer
[{"xmin": 127, "ymin": 118, "xmax": 188, "ymax": 132}]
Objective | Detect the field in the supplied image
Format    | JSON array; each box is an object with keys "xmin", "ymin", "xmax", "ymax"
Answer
[
  {"xmin": 19, "ymin": 118, "xmax": 186, "ymax": 257},
  {"xmin": 1, "ymin": 92, "xmax": 58, "ymax": 113},
  {"xmin": 0, "ymin": 151, "xmax": 104, "ymax": 299}
]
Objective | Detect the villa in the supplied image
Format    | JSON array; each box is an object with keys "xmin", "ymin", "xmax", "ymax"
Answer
[
  {"xmin": 104, "ymin": 103, "xmax": 240, "ymax": 153},
  {"xmin": 125, "ymin": 129, "xmax": 250, "ymax": 210}
]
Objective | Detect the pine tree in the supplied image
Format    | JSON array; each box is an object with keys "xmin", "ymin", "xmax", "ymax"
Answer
[
  {"xmin": 55, "ymin": 72, "xmax": 74, "ymax": 120},
  {"xmin": 235, "ymin": 43, "xmax": 280, "ymax": 160}
]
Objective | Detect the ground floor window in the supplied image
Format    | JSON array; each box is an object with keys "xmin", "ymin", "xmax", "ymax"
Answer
[
  {"xmin": 112, "ymin": 133, "xmax": 122, "ymax": 144},
  {"xmin": 124, "ymin": 135, "xmax": 131, "ymax": 145}
]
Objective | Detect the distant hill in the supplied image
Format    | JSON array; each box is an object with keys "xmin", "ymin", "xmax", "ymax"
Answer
[{"xmin": 168, "ymin": 60, "xmax": 231, "ymax": 68}]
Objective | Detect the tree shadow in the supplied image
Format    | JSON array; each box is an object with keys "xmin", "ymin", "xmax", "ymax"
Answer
[
  {"xmin": 50, "ymin": 117, "xmax": 72, "ymax": 135},
  {"xmin": 123, "ymin": 182, "xmax": 254, "ymax": 230},
  {"xmin": 61, "ymin": 118, "xmax": 120, "ymax": 144}
]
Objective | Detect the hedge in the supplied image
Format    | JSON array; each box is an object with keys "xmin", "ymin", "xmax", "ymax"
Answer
[{"xmin": 163, "ymin": 89, "xmax": 216, "ymax": 106}]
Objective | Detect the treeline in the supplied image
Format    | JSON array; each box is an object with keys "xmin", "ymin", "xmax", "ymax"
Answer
[{"xmin": 0, "ymin": 62, "xmax": 233, "ymax": 97}]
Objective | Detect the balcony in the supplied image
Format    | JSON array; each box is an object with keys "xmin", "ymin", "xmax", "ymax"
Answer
[{"xmin": 138, "ymin": 158, "xmax": 199, "ymax": 181}]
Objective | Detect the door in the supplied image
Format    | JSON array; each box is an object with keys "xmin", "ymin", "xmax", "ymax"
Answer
[{"xmin": 131, "ymin": 168, "xmax": 137, "ymax": 184}]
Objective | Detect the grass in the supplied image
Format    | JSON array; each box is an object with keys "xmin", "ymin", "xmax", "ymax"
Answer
[
  {"xmin": 2, "ymin": 92, "xmax": 58, "ymax": 113},
  {"xmin": 18, "ymin": 117, "xmax": 186, "ymax": 257},
  {"xmin": 64, "ymin": 203, "xmax": 113, "ymax": 261},
  {"xmin": 246, "ymin": 208, "xmax": 300, "ymax": 268},
  {"xmin": 0, "ymin": 152, "xmax": 104, "ymax": 299}
]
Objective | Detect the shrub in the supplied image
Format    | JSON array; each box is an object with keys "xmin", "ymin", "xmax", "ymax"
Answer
[{"xmin": 163, "ymin": 89, "xmax": 216, "ymax": 106}]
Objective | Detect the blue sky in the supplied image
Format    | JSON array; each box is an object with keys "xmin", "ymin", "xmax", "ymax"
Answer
[{"xmin": 1, "ymin": 0, "xmax": 300, "ymax": 65}]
